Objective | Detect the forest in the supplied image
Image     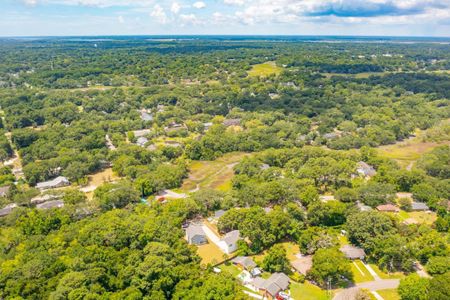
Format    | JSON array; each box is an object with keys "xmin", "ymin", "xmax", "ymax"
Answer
[{"xmin": 0, "ymin": 36, "xmax": 449, "ymax": 300}]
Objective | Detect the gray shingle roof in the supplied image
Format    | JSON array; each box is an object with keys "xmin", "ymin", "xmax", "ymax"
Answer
[
  {"xmin": 340, "ymin": 245, "xmax": 366, "ymax": 260},
  {"xmin": 36, "ymin": 200, "xmax": 64, "ymax": 210},
  {"xmin": 186, "ymin": 225, "xmax": 207, "ymax": 245},
  {"xmin": 411, "ymin": 201, "xmax": 429, "ymax": 211},
  {"xmin": 36, "ymin": 176, "xmax": 70, "ymax": 189},
  {"xmin": 222, "ymin": 230, "xmax": 240, "ymax": 245},
  {"xmin": 231, "ymin": 256, "xmax": 257, "ymax": 269}
]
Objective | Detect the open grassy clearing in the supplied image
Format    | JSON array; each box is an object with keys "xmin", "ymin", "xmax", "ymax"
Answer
[
  {"xmin": 351, "ymin": 260, "xmax": 374, "ymax": 283},
  {"xmin": 377, "ymin": 289, "xmax": 400, "ymax": 300},
  {"xmin": 81, "ymin": 168, "xmax": 119, "ymax": 200},
  {"xmin": 290, "ymin": 281, "xmax": 329, "ymax": 300},
  {"xmin": 391, "ymin": 210, "xmax": 437, "ymax": 225},
  {"xmin": 252, "ymin": 241, "xmax": 299, "ymax": 264},
  {"xmin": 368, "ymin": 264, "xmax": 405, "ymax": 280},
  {"xmin": 247, "ymin": 61, "xmax": 283, "ymax": 77},
  {"xmin": 181, "ymin": 152, "xmax": 249, "ymax": 192},
  {"xmin": 377, "ymin": 124, "xmax": 450, "ymax": 168},
  {"xmin": 219, "ymin": 263, "xmax": 242, "ymax": 277}
]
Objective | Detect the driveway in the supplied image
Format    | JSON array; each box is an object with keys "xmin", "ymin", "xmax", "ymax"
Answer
[{"xmin": 201, "ymin": 223, "xmax": 222, "ymax": 246}]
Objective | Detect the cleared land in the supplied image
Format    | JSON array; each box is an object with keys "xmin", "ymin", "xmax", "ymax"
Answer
[
  {"xmin": 248, "ymin": 61, "xmax": 282, "ymax": 77},
  {"xmin": 181, "ymin": 152, "xmax": 249, "ymax": 192},
  {"xmin": 393, "ymin": 210, "xmax": 437, "ymax": 225},
  {"xmin": 81, "ymin": 168, "xmax": 119, "ymax": 200},
  {"xmin": 377, "ymin": 128, "xmax": 450, "ymax": 169}
]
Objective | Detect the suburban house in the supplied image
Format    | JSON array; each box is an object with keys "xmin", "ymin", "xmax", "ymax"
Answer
[
  {"xmin": 218, "ymin": 230, "xmax": 240, "ymax": 254},
  {"xmin": 376, "ymin": 204, "xmax": 400, "ymax": 213},
  {"xmin": 186, "ymin": 224, "xmax": 208, "ymax": 245},
  {"xmin": 356, "ymin": 161, "xmax": 376, "ymax": 178},
  {"xmin": 411, "ymin": 201, "xmax": 430, "ymax": 211},
  {"xmin": 292, "ymin": 255, "xmax": 313, "ymax": 275},
  {"xmin": 0, "ymin": 185, "xmax": 11, "ymax": 198},
  {"xmin": 136, "ymin": 137, "xmax": 148, "ymax": 147},
  {"xmin": 250, "ymin": 272, "xmax": 290, "ymax": 299},
  {"xmin": 164, "ymin": 122, "xmax": 185, "ymax": 133},
  {"xmin": 231, "ymin": 256, "xmax": 257, "ymax": 271},
  {"xmin": 138, "ymin": 109, "xmax": 153, "ymax": 121},
  {"xmin": 132, "ymin": 129, "xmax": 151, "ymax": 138},
  {"xmin": 36, "ymin": 176, "xmax": 70, "ymax": 190},
  {"xmin": 222, "ymin": 118, "xmax": 241, "ymax": 127},
  {"xmin": 31, "ymin": 194, "xmax": 61, "ymax": 204},
  {"xmin": 340, "ymin": 245, "xmax": 366, "ymax": 260},
  {"xmin": 0, "ymin": 203, "xmax": 17, "ymax": 217},
  {"xmin": 36, "ymin": 200, "xmax": 64, "ymax": 210}
]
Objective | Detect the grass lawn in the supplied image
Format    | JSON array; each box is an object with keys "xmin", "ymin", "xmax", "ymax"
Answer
[
  {"xmin": 219, "ymin": 263, "xmax": 242, "ymax": 277},
  {"xmin": 181, "ymin": 152, "xmax": 249, "ymax": 192},
  {"xmin": 369, "ymin": 264, "xmax": 405, "ymax": 280},
  {"xmin": 389, "ymin": 210, "xmax": 437, "ymax": 225},
  {"xmin": 252, "ymin": 241, "xmax": 300, "ymax": 264},
  {"xmin": 351, "ymin": 260, "xmax": 375, "ymax": 283},
  {"xmin": 377, "ymin": 289, "xmax": 400, "ymax": 300},
  {"xmin": 197, "ymin": 239, "xmax": 226, "ymax": 265},
  {"xmin": 290, "ymin": 281, "xmax": 329, "ymax": 300},
  {"xmin": 248, "ymin": 61, "xmax": 282, "ymax": 77}
]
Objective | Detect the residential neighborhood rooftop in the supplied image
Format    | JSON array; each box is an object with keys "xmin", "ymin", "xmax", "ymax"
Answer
[
  {"xmin": 36, "ymin": 176, "xmax": 70, "ymax": 190},
  {"xmin": 36, "ymin": 200, "xmax": 64, "ymax": 210},
  {"xmin": 340, "ymin": 245, "xmax": 366, "ymax": 260}
]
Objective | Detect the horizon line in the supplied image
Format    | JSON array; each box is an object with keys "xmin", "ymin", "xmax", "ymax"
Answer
[{"xmin": 1, "ymin": 34, "xmax": 450, "ymax": 39}]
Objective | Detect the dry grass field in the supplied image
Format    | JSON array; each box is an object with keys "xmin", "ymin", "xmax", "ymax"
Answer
[{"xmin": 248, "ymin": 61, "xmax": 283, "ymax": 77}]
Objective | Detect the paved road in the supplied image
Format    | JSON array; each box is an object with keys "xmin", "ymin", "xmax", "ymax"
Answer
[{"xmin": 357, "ymin": 279, "xmax": 400, "ymax": 291}]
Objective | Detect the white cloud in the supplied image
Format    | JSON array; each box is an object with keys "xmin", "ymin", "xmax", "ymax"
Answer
[
  {"xmin": 118, "ymin": 15, "xmax": 124, "ymax": 23},
  {"xmin": 23, "ymin": 0, "xmax": 38, "ymax": 5},
  {"xmin": 193, "ymin": 1, "xmax": 206, "ymax": 9},
  {"xmin": 179, "ymin": 13, "xmax": 204, "ymax": 25},
  {"xmin": 150, "ymin": 4, "xmax": 168, "ymax": 24},
  {"xmin": 224, "ymin": 0, "xmax": 246, "ymax": 6},
  {"xmin": 171, "ymin": 2, "xmax": 181, "ymax": 14}
]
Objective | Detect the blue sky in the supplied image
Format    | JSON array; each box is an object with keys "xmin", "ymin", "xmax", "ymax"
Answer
[{"xmin": 1, "ymin": 0, "xmax": 449, "ymax": 36}]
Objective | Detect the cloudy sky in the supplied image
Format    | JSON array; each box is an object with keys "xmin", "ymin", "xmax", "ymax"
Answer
[{"xmin": 1, "ymin": 0, "xmax": 450, "ymax": 36}]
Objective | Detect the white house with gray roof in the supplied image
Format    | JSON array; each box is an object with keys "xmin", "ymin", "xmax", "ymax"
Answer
[
  {"xmin": 218, "ymin": 230, "xmax": 240, "ymax": 254},
  {"xmin": 36, "ymin": 176, "xmax": 70, "ymax": 190}
]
